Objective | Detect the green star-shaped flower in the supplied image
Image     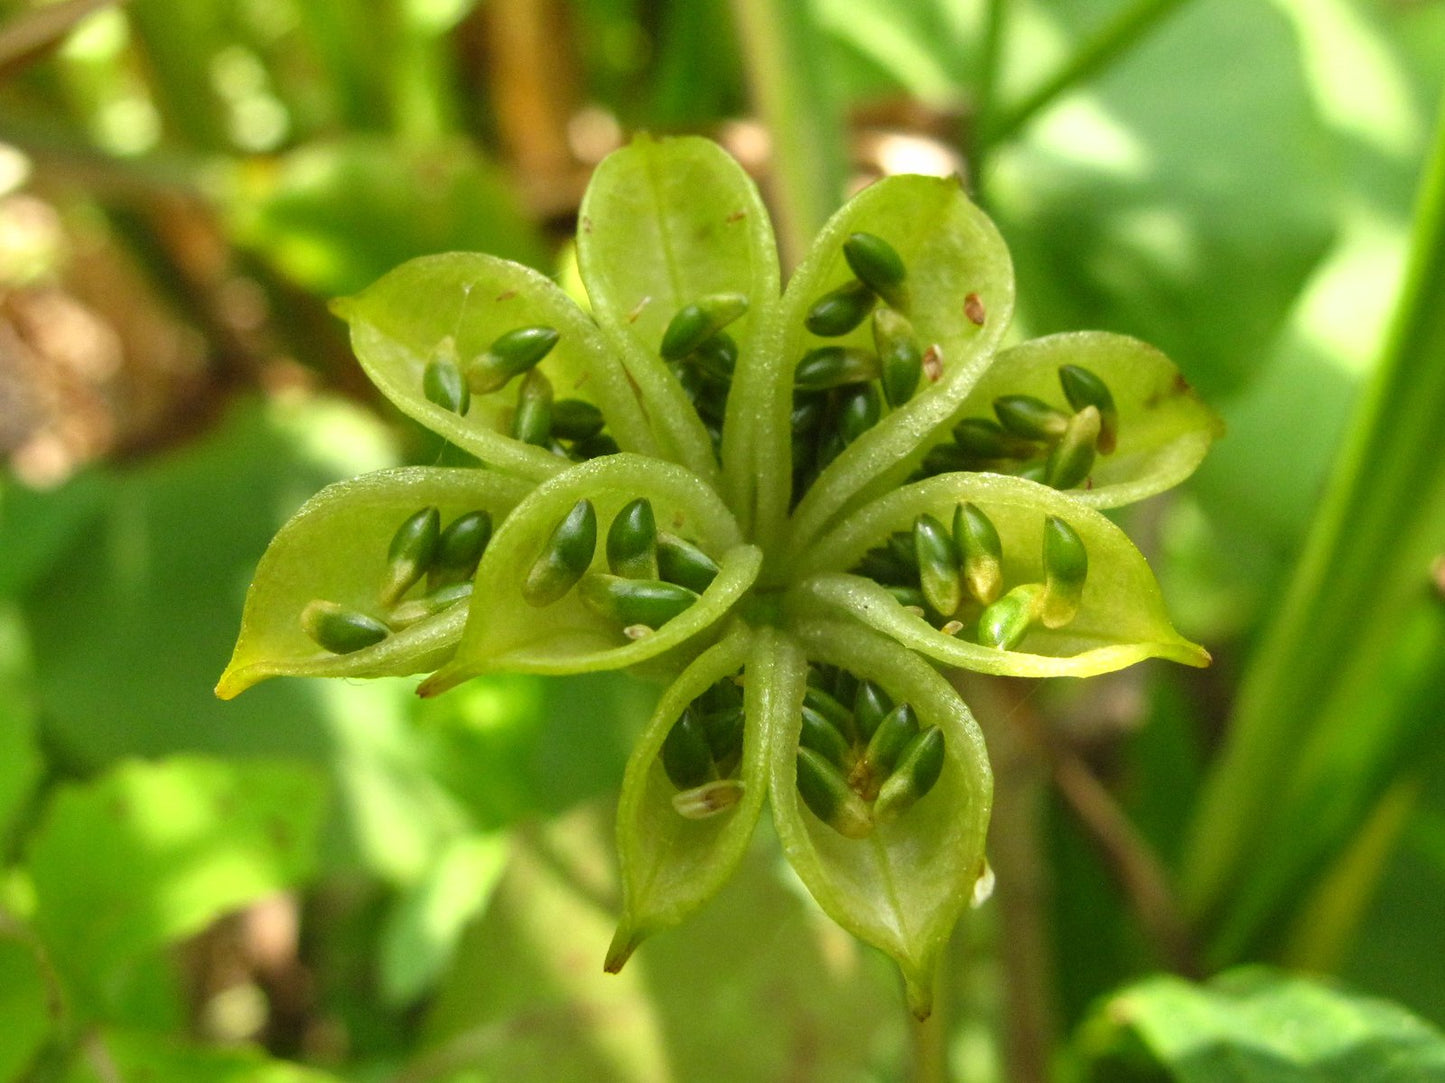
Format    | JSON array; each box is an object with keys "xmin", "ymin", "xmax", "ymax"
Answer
[{"xmin": 218, "ymin": 135, "xmax": 1221, "ymax": 1017}]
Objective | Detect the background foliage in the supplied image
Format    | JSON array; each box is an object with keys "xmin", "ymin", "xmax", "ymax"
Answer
[{"xmin": 0, "ymin": 0, "xmax": 1443, "ymax": 1080}]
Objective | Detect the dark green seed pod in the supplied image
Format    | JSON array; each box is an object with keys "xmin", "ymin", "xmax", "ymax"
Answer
[
  {"xmin": 843, "ymin": 232, "xmax": 907, "ymax": 309},
  {"xmin": 661, "ymin": 709, "xmax": 717, "ymax": 790},
  {"xmin": 1017, "ymin": 460, "xmax": 1048, "ymax": 484},
  {"xmin": 854, "ymin": 547, "xmax": 911, "ymax": 584},
  {"xmin": 1059, "ymin": 364, "xmax": 1118, "ymax": 454},
  {"xmin": 699, "ymin": 704, "xmax": 745, "ymax": 769},
  {"xmin": 831, "ymin": 668, "xmax": 860, "ymax": 710},
  {"xmin": 873, "ymin": 726, "xmax": 945, "ymax": 823},
  {"xmin": 873, "ymin": 308, "xmax": 923, "ymax": 407},
  {"xmin": 423, "ymin": 350, "xmax": 470, "ymax": 415},
  {"xmin": 915, "ymin": 513, "xmax": 963, "ymax": 617},
  {"xmin": 380, "ymin": 506, "xmax": 441, "ymax": 606},
  {"xmin": 807, "ymin": 664, "xmax": 835, "ymax": 691},
  {"xmin": 301, "ymin": 600, "xmax": 389, "ymax": 654},
  {"xmin": 954, "ymin": 502, "xmax": 1003, "ymax": 605},
  {"xmin": 853, "ymin": 680, "xmax": 893, "ymax": 741},
  {"xmin": 673, "ymin": 779, "xmax": 745, "ymax": 819},
  {"xmin": 1042, "ymin": 515, "xmax": 1088, "ymax": 629},
  {"xmin": 796, "ymin": 748, "xmax": 873, "ymax": 839},
  {"xmin": 579, "ymin": 573, "xmax": 699, "ymax": 628},
  {"xmin": 922, "ymin": 442, "xmax": 970, "ymax": 476},
  {"xmin": 606, "ymin": 497, "xmax": 659, "ymax": 579},
  {"xmin": 465, "ymin": 325, "xmax": 560, "ymax": 394},
  {"xmin": 994, "ymin": 395, "xmax": 1071, "ymax": 442},
  {"xmin": 572, "ymin": 433, "xmax": 621, "ymax": 459},
  {"xmin": 953, "ymin": 417, "xmax": 1037, "ymax": 459},
  {"xmin": 522, "ymin": 499, "xmax": 596, "ymax": 606},
  {"xmin": 804, "ymin": 685, "xmax": 859, "ymax": 745},
  {"xmin": 805, "ymin": 278, "xmax": 876, "ymax": 337},
  {"xmin": 510, "ymin": 368, "xmax": 553, "ymax": 447},
  {"xmin": 656, "ymin": 532, "xmax": 720, "ymax": 593},
  {"xmin": 550, "ymin": 398, "xmax": 605, "ymax": 441},
  {"xmin": 862, "ymin": 702, "xmax": 921, "ymax": 783},
  {"xmin": 887, "ymin": 530, "xmax": 921, "ymax": 573},
  {"xmin": 429, "ymin": 510, "xmax": 492, "ymax": 589},
  {"xmin": 660, "ymin": 292, "xmax": 749, "ymax": 360},
  {"xmin": 885, "ymin": 584, "xmax": 928, "ymax": 609},
  {"xmin": 689, "ymin": 330, "xmax": 739, "ymax": 380},
  {"xmin": 977, "ymin": 582, "xmax": 1045, "ymax": 650},
  {"xmin": 800, "ymin": 704, "xmax": 853, "ymax": 769},
  {"xmin": 837, "ymin": 383, "xmax": 883, "ymax": 445},
  {"xmin": 793, "ymin": 346, "xmax": 881, "ymax": 390},
  {"xmin": 700, "ymin": 677, "xmax": 743, "ymax": 714},
  {"xmin": 791, "ymin": 393, "xmax": 826, "ymax": 434},
  {"xmin": 1044, "ymin": 405, "xmax": 1100, "ymax": 490}
]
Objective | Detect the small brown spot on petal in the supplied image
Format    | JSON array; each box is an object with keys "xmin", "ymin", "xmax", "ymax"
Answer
[
  {"xmin": 727, "ymin": 209, "xmax": 746, "ymax": 223},
  {"xmin": 922, "ymin": 344, "xmax": 944, "ymax": 382},
  {"xmin": 964, "ymin": 292, "xmax": 986, "ymax": 326},
  {"xmin": 495, "ymin": 289, "xmax": 518, "ymax": 302},
  {"xmin": 581, "ymin": 215, "xmax": 593, "ymax": 234}
]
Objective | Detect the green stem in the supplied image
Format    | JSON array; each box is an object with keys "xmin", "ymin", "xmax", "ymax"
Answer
[
  {"xmin": 977, "ymin": 0, "xmax": 1192, "ymax": 153},
  {"xmin": 970, "ymin": 0, "xmax": 1007, "ymax": 168}
]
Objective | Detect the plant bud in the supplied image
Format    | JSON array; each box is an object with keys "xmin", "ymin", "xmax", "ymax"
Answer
[
  {"xmin": 796, "ymin": 748, "xmax": 874, "ymax": 839},
  {"xmin": 673, "ymin": 779, "xmax": 745, "ymax": 819},
  {"xmin": 551, "ymin": 398, "xmax": 605, "ymax": 441},
  {"xmin": 952, "ymin": 417, "xmax": 1036, "ymax": 459},
  {"xmin": 922, "ymin": 442, "xmax": 970, "ymax": 476},
  {"xmin": 800, "ymin": 704, "xmax": 853, "ymax": 769},
  {"xmin": 1044, "ymin": 405, "xmax": 1100, "ymax": 490},
  {"xmin": 837, "ymin": 384, "xmax": 882, "ymax": 444},
  {"xmin": 700, "ymin": 704, "xmax": 745, "ymax": 771},
  {"xmin": 804, "ymin": 685, "xmax": 859, "ymax": 744},
  {"xmin": 914, "ymin": 514, "xmax": 962, "ymax": 617},
  {"xmin": 793, "ymin": 346, "xmax": 881, "ymax": 390},
  {"xmin": 429, "ymin": 510, "xmax": 492, "ymax": 589},
  {"xmin": 465, "ymin": 325, "xmax": 560, "ymax": 393},
  {"xmin": 873, "ymin": 726, "xmax": 945, "ymax": 823},
  {"xmin": 301, "ymin": 600, "xmax": 389, "ymax": 654},
  {"xmin": 806, "ymin": 278, "xmax": 876, "ymax": 337},
  {"xmin": 605, "ymin": 498, "xmax": 659, "ymax": 579},
  {"xmin": 656, "ymin": 532, "xmax": 720, "ymax": 593},
  {"xmin": 579, "ymin": 573, "xmax": 699, "ymax": 628},
  {"xmin": 977, "ymin": 582, "xmax": 1045, "ymax": 651},
  {"xmin": 861, "ymin": 702, "xmax": 921, "ymax": 784},
  {"xmin": 572, "ymin": 433, "xmax": 621, "ymax": 459},
  {"xmin": 522, "ymin": 499, "xmax": 596, "ymax": 606},
  {"xmin": 423, "ymin": 339, "xmax": 470, "ymax": 415},
  {"xmin": 1041, "ymin": 515, "xmax": 1088, "ymax": 628},
  {"xmin": 660, "ymin": 293, "xmax": 749, "ymax": 360},
  {"xmin": 994, "ymin": 395, "xmax": 1071, "ymax": 441},
  {"xmin": 885, "ymin": 585, "xmax": 928, "ymax": 610},
  {"xmin": 852, "ymin": 680, "xmax": 893, "ymax": 741},
  {"xmin": 1059, "ymin": 364, "xmax": 1118, "ymax": 453},
  {"xmin": 380, "ymin": 506, "xmax": 441, "ymax": 606},
  {"xmin": 661, "ymin": 708, "xmax": 717, "ymax": 790},
  {"xmin": 843, "ymin": 232, "xmax": 907, "ymax": 309},
  {"xmin": 689, "ymin": 330, "xmax": 739, "ymax": 380},
  {"xmin": 510, "ymin": 368, "xmax": 554, "ymax": 447},
  {"xmin": 791, "ymin": 393, "xmax": 826, "ymax": 433},
  {"xmin": 954, "ymin": 502, "xmax": 1003, "ymax": 605},
  {"xmin": 873, "ymin": 308, "xmax": 923, "ymax": 407}
]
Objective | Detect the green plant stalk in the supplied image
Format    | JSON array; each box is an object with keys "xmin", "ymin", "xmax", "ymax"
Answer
[
  {"xmin": 971, "ymin": 0, "xmax": 1008, "ymax": 165},
  {"xmin": 1182, "ymin": 88, "xmax": 1445, "ymax": 957}
]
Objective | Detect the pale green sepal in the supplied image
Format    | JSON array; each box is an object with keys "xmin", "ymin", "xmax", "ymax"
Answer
[
  {"xmin": 779, "ymin": 175, "xmax": 1016, "ymax": 559},
  {"xmin": 578, "ymin": 135, "xmax": 779, "ymax": 495},
  {"xmin": 794, "ymin": 472, "xmax": 1209, "ymax": 676},
  {"xmin": 417, "ymin": 455, "xmax": 757, "ymax": 692},
  {"xmin": 607, "ymin": 627, "xmax": 764, "ymax": 972},
  {"xmin": 334, "ymin": 252, "xmax": 655, "ymax": 478},
  {"xmin": 216, "ymin": 467, "xmax": 534, "ymax": 698},
  {"xmin": 768, "ymin": 622, "xmax": 993, "ymax": 1020},
  {"xmin": 950, "ymin": 332, "xmax": 1224, "ymax": 508}
]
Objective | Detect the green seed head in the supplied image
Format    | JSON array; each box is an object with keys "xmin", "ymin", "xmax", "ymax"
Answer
[
  {"xmin": 381, "ymin": 506, "xmax": 441, "ymax": 606},
  {"xmin": 672, "ymin": 779, "xmax": 745, "ymax": 819},
  {"xmin": 805, "ymin": 278, "xmax": 876, "ymax": 337},
  {"xmin": 838, "ymin": 384, "xmax": 883, "ymax": 445},
  {"xmin": 656, "ymin": 532, "xmax": 720, "ymax": 593},
  {"xmin": 914, "ymin": 513, "xmax": 963, "ymax": 617},
  {"xmin": 954, "ymin": 502, "xmax": 1003, "ymax": 605},
  {"xmin": 522, "ymin": 499, "xmax": 597, "ymax": 606},
  {"xmin": 661, "ymin": 708, "xmax": 717, "ymax": 790},
  {"xmin": 1041, "ymin": 515, "xmax": 1088, "ymax": 629},
  {"xmin": 1059, "ymin": 364, "xmax": 1118, "ymax": 454},
  {"xmin": 606, "ymin": 498, "xmax": 659, "ymax": 579},
  {"xmin": 301, "ymin": 600, "xmax": 390, "ymax": 655},
  {"xmin": 430, "ymin": 510, "xmax": 492, "ymax": 589},
  {"xmin": 578, "ymin": 573, "xmax": 699, "ymax": 629},
  {"xmin": 511, "ymin": 367, "xmax": 554, "ymax": 447},
  {"xmin": 862, "ymin": 702, "xmax": 921, "ymax": 784},
  {"xmin": 423, "ymin": 345, "xmax": 470, "ymax": 415},
  {"xmin": 843, "ymin": 232, "xmax": 908, "ymax": 308},
  {"xmin": 977, "ymin": 582, "xmax": 1046, "ymax": 651},
  {"xmin": 550, "ymin": 398, "xmax": 605, "ymax": 441},
  {"xmin": 793, "ymin": 346, "xmax": 882, "ymax": 390},
  {"xmin": 796, "ymin": 748, "xmax": 874, "ymax": 839},
  {"xmin": 873, "ymin": 308, "xmax": 923, "ymax": 407},
  {"xmin": 466, "ymin": 325, "xmax": 560, "ymax": 394},
  {"xmin": 1044, "ymin": 405, "xmax": 1100, "ymax": 490},
  {"xmin": 873, "ymin": 726, "xmax": 945, "ymax": 824},
  {"xmin": 660, "ymin": 292, "xmax": 749, "ymax": 360}
]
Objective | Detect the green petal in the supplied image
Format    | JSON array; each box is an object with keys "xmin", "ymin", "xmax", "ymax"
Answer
[
  {"xmin": 333, "ymin": 252, "xmax": 655, "ymax": 479},
  {"xmin": 793, "ymin": 473, "xmax": 1209, "ymax": 676},
  {"xmin": 577, "ymin": 134, "xmax": 780, "ymax": 496},
  {"xmin": 945, "ymin": 332, "xmax": 1224, "ymax": 507},
  {"xmin": 418, "ymin": 455, "xmax": 760, "ymax": 692},
  {"xmin": 767, "ymin": 622, "xmax": 992, "ymax": 1019},
  {"xmin": 216, "ymin": 467, "xmax": 534, "ymax": 698},
  {"xmin": 779, "ymin": 175, "xmax": 1016, "ymax": 556},
  {"xmin": 607, "ymin": 627, "xmax": 766, "ymax": 971}
]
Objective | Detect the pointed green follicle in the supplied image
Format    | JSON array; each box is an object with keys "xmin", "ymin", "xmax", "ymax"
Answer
[
  {"xmin": 977, "ymin": 582, "xmax": 1046, "ymax": 651},
  {"xmin": 838, "ymin": 384, "xmax": 883, "ymax": 445},
  {"xmin": 1041, "ymin": 515, "xmax": 1088, "ymax": 629},
  {"xmin": 873, "ymin": 726, "xmax": 945, "ymax": 824},
  {"xmin": 993, "ymin": 395, "xmax": 1071, "ymax": 442},
  {"xmin": 793, "ymin": 346, "xmax": 881, "ymax": 390},
  {"xmin": 607, "ymin": 497, "xmax": 659, "ymax": 579},
  {"xmin": 800, "ymin": 704, "xmax": 854, "ymax": 770},
  {"xmin": 423, "ymin": 341, "xmax": 470, "ymax": 415},
  {"xmin": 805, "ymin": 278, "xmax": 876, "ymax": 337},
  {"xmin": 1044, "ymin": 405, "xmax": 1100, "ymax": 490},
  {"xmin": 550, "ymin": 397, "xmax": 605, "ymax": 441},
  {"xmin": 861, "ymin": 702, "xmax": 921, "ymax": 785},
  {"xmin": 796, "ymin": 748, "xmax": 873, "ymax": 839},
  {"xmin": 873, "ymin": 308, "xmax": 922, "ymax": 407},
  {"xmin": 429, "ymin": 510, "xmax": 492, "ymax": 589},
  {"xmin": 700, "ymin": 704, "xmax": 745, "ymax": 770},
  {"xmin": 914, "ymin": 513, "xmax": 962, "ymax": 617},
  {"xmin": 954, "ymin": 502, "xmax": 1003, "ymax": 605},
  {"xmin": 689, "ymin": 330, "xmax": 738, "ymax": 380},
  {"xmin": 380, "ymin": 506, "xmax": 441, "ymax": 606},
  {"xmin": 300, "ymin": 600, "xmax": 390, "ymax": 655},
  {"xmin": 656, "ymin": 532, "xmax": 720, "ymax": 593},
  {"xmin": 521, "ymin": 498, "xmax": 596, "ymax": 606},
  {"xmin": 804, "ymin": 685, "xmax": 859, "ymax": 745},
  {"xmin": 465, "ymin": 325, "xmax": 560, "ymax": 394},
  {"xmin": 843, "ymin": 231, "xmax": 907, "ymax": 309},
  {"xmin": 852, "ymin": 679, "xmax": 893, "ymax": 741},
  {"xmin": 511, "ymin": 367, "xmax": 554, "ymax": 447},
  {"xmin": 661, "ymin": 708, "xmax": 717, "ymax": 790},
  {"xmin": 1058, "ymin": 363, "xmax": 1118, "ymax": 454},
  {"xmin": 579, "ymin": 573, "xmax": 699, "ymax": 629},
  {"xmin": 672, "ymin": 778, "xmax": 746, "ymax": 819},
  {"xmin": 952, "ymin": 417, "xmax": 1035, "ymax": 460},
  {"xmin": 660, "ymin": 292, "xmax": 749, "ymax": 360},
  {"xmin": 573, "ymin": 433, "xmax": 621, "ymax": 459}
]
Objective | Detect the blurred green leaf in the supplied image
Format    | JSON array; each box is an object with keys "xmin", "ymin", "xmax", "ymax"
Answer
[
  {"xmin": 0, "ymin": 604, "xmax": 41, "ymax": 844},
  {"xmin": 26, "ymin": 755, "xmax": 326, "ymax": 1016},
  {"xmin": 0, "ymin": 932, "xmax": 52, "ymax": 1081},
  {"xmin": 64, "ymin": 1026, "xmax": 344, "ymax": 1083}
]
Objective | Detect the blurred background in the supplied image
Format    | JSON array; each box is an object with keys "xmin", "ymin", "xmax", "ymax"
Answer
[{"xmin": 0, "ymin": 0, "xmax": 1443, "ymax": 1080}]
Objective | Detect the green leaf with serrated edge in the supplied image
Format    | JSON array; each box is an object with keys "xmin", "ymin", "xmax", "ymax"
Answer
[
  {"xmin": 766, "ymin": 622, "xmax": 992, "ymax": 1020},
  {"xmin": 791, "ymin": 473, "xmax": 1208, "ymax": 677},
  {"xmin": 418, "ymin": 455, "xmax": 759, "ymax": 693},
  {"xmin": 333, "ymin": 252, "xmax": 656, "ymax": 479},
  {"xmin": 606, "ymin": 626, "xmax": 764, "ymax": 971},
  {"xmin": 943, "ymin": 332, "xmax": 1224, "ymax": 508},
  {"xmin": 578, "ymin": 135, "xmax": 779, "ymax": 497},
  {"xmin": 216, "ymin": 467, "xmax": 534, "ymax": 698},
  {"xmin": 779, "ymin": 175, "xmax": 1015, "ymax": 561}
]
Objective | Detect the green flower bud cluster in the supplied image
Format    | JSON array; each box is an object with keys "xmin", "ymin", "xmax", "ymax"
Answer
[
  {"xmin": 301, "ymin": 506, "xmax": 493, "ymax": 653},
  {"xmin": 792, "ymin": 233, "xmax": 925, "ymax": 502},
  {"xmin": 522, "ymin": 497, "xmax": 721, "ymax": 638},
  {"xmin": 852, "ymin": 504, "xmax": 1089, "ymax": 652},
  {"xmin": 422, "ymin": 325, "xmax": 621, "ymax": 462},
  {"xmin": 795, "ymin": 664, "xmax": 945, "ymax": 838},
  {"xmin": 659, "ymin": 293, "xmax": 748, "ymax": 450},
  {"xmin": 659, "ymin": 674, "xmax": 747, "ymax": 819},
  {"xmin": 923, "ymin": 363, "xmax": 1119, "ymax": 490}
]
